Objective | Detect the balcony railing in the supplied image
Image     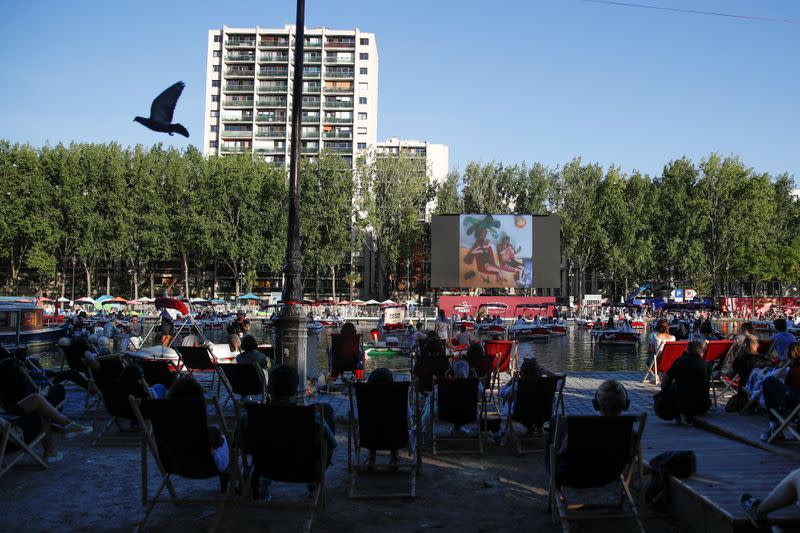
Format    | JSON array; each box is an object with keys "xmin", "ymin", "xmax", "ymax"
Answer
[
  {"xmin": 325, "ymin": 40, "xmax": 355, "ymax": 48},
  {"xmin": 323, "ymin": 86, "xmax": 354, "ymax": 94},
  {"xmin": 221, "ymin": 130, "xmax": 253, "ymax": 138},
  {"xmin": 324, "ymin": 146, "xmax": 353, "ymax": 153},
  {"xmin": 255, "ymin": 147, "xmax": 286, "ymax": 154},
  {"xmin": 260, "ymin": 54, "xmax": 290, "ymax": 62},
  {"xmin": 226, "ymin": 55, "xmax": 255, "ymax": 62},
  {"xmin": 323, "ymin": 131, "xmax": 352, "ymax": 139},
  {"xmin": 303, "ymin": 85, "xmax": 321, "ymax": 93},
  {"xmin": 304, "ymin": 55, "xmax": 322, "ymax": 63},
  {"xmin": 325, "ymin": 71, "xmax": 354, "ymax": 79},
  {"xmin": 324, "ymin": 56, "xmax": 354, "ymax": 64},
  {"xmin": 226, "ymin": 69, "xmax": 255, "ymax": 77},
  {"xmin": 225, "ymin": 84, "xmax": 254, "ymax": 92},
  {"xmin": 256, "ymin": 99, "xmax": 286, "ymax": 107},
  {"xmin": 258, "ymin": 84, "xmax": 288, "ymax": 93},
  {"xmin": 255, "ymin": 115, "xmax": 285, "ymax": 123},
  {"xmin": 302, "ymin": 99, "xmax": 321, "ymax": 108},
  {"xmin": 304, "ymin": 39, "xmax": 322, "ymax": 48},
  {"xmin": 301, "ymin": 131, "xmax": 320, "ymax": 138},
  {"xmin": 303, "ymin": 71, "xmax": 321, "ymax": 78},
  {"xmin": 222, "ymin": 116, "xmax": 253, "ymax": 122},
  {"xmin": 221, "ymin": 146, "xmax": 250, "ymax": 153},
  {"xmin": 223, "ymin": 100, "xmax": 254, "ymax": 107},
  {"xmin": 258, "ymin": 70, "xmax": 288, "ymax": 78},
  {"xmin": 301, "ymin": 146, "xmax": 320, "ymax": 154},
  {"xmin": 258, "ymin": 40, "xmax": 289, "ymax": 48},
  {"xmin": 301, "ymin": 116, "xmax": 320, "ymax": 123},
  {"xmin": 323, "ymin": 100, "xmax": 353, "ymax": 108},
  {"xmin": 226, "ymin": 40, "xmax": 256, "ymax": 47},
  {"xmin": 256, "ymin": 130, "xmax": 286, "ymax": 138},
  {"xmin": 323, "ymin": 117, "xmax": 353, "ymax": 124}
]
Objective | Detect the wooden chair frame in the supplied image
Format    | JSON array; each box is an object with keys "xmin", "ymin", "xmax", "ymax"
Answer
[
  {"xmin": 90, "ymin": 365, "xmax": 150, "ymax": 447},
  {"xmin": 643, "ymin": 341, "xmax": 689, "ymax": 386},
  {"xmin": 548, "ymin": 413, "xmax": 647, "ymax": 533},
  {"xmin": 430, "ymin": 376, "xmax": 486, "ymax": 455},
  {"xmin": 174, "ymin": 346, "xmax": 232, "ymax": 404},
  {"xmin": 0, "ymin": 413, "xmax": 47, "ymax": 478}
]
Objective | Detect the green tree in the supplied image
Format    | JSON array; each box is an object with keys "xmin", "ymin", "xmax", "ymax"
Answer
[
  {"xmin": 461, "ymin": 162, "xmax": 520, "ymax": 214},
  {"xmin": 515, "ymin": 162, "xmax": 555, "ymax": 215},
  {"xmin": 432, "ymin": 170, "xmax": 463, "ymax": 215}
]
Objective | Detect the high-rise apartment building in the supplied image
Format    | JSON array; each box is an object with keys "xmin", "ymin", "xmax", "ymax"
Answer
[{"xmin": 204, "ymin": 25, "xmax": 378, "ymax": 167}]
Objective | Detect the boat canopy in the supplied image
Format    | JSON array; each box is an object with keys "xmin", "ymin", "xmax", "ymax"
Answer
[{"xmin": 477, "ymin": 302, "xmax": 508, "ymax": 310}]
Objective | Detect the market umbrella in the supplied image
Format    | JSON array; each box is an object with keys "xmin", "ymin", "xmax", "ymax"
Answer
[
  {"xmin": 138, "ymin": 297, "xmax": 155, "ymax": 303},
  {"xmin": 57, "ymin": 297, "xmax": 71, "ymax": 303},
  {"xmin": 238, "ymin": 293, "xmax": 262, "ymax": 301},
  {"xmin": 364, "ymin": 299, "xmax": 380, "ymax": 305},
  {"xmin": 75, "ymin": 297, "xmax": 96, "ymax": 305},
  {"xmin": 380, "ymin": 299, "xmax": 398, "ymax": 306},
  {"xmin": 37, "ymin": 297, "xmax": 55, "ymax": 303},
  {"xmin": 209, "ymin": 298, "xmax": 225, "ymax": 304},
  {"xmin": 337, "ymin": 300, "xmax": 350, "ymax": 305},
  {"xmin": 96, "ymin": 295, "xmax": 115, "ymax": 303},
  {"xmin": 350, "ymin": 299, "xmax": 366, "ymax": 306},
  {"xmin": 106, "ymin": 296, "xmax": 128, "ymax": 304}
]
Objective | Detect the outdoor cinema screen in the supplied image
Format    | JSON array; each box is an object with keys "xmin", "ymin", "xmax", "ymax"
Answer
[{"xmin": 430, "ymin": 214, "xmax": 560, "ymax": 290}]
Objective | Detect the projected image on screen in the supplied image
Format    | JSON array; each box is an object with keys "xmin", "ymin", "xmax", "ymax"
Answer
[{"xmin": 460, "ymin": 214, "xmax": 533, "ymax": 288}]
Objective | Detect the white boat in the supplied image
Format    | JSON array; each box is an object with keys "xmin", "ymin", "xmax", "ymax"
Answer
[
  {"xmin": 126, "ymin": 342, "xmax": 238, "ymax": 365},
  {"xmin": 474, "ymin": 302, "xmax": 509, "ymax": 339},
  {"xmin": 592, "ymin": 328, "xmax": 641, "ymax": 347}
]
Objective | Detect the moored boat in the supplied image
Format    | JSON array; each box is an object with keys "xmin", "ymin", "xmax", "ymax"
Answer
[
  {"xmin": 593, "ymin": 328, "xmax": 641, "ymax": 347},
  {"xmin": 0, "ymin": 302, "xmax": 69, "ymax": 349}
]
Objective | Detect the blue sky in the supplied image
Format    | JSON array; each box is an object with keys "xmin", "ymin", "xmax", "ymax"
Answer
[{"xmin": 1, "ymin": 0, "xmax": 798, "ymax": 177}]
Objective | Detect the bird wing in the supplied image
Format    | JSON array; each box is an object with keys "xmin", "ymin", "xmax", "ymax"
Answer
[{"xmin": 150, "ymin": 81, "xmax": 185, "ymax": 123}]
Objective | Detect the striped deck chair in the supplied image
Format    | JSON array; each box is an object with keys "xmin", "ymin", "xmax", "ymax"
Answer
[{"xmin": 643, "ymin": 341, "xmax": 689, "ymax": 386}]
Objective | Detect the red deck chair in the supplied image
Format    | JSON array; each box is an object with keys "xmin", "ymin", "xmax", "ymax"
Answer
[
  {"xmin": 643, "ymin": 341, "xmax": 688, "ymax": 386},
  {"xmin": 720, "ymin": 340, "xmax": 778, "ymax": 398},
  {"xmin": 484, "ymin": 339, "xmax": 516, "ymax": 396},
  {"xmin": 703, "ymin": 340, "xmax": 734, "ymax": 407},
  {"xmin": 329, "ymin": 333, "xmax": 363, "ymax": 390}
]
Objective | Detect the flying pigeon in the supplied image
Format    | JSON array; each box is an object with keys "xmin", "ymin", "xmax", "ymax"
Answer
[{"xmin": 134, "ymin": 81, "xmax": 189, "ymax": 137}]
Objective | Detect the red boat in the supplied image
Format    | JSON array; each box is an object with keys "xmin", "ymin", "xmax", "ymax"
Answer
[{"xmin": 593, "ymin": 328, "xmax": 641, "ymax": 347}]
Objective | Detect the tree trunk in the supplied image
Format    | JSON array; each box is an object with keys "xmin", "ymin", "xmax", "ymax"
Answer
[
  {"xmin": 213, "ymin": 262, "xmax": 218, "ymax": 299},
  {"xmin": 83, "ymin": 263, "xmax": 92, "ymax": 298},
  {"xmin": 133, "ymin": 268, "xmax": 139, "ymax": 300},
  {"xmin": 105, "ymin": 260, "xmax": 112, "ymax": 295},
  {"xmin": 315, "ymin": 267, "xmax": 320, "ymax": 300},
  {"xmin": 182, "ymin": 252, "xmax": 190, "ymax": 298},
  {"xmin": 330, "ymin": 266, "xmax": 336, "ymax": 301},
  {"xmin": 149, "ymin": 270, "xmax": 155, "ymax": 299}
]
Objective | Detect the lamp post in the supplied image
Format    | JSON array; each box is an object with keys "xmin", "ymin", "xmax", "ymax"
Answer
[{"xmin": 275, "ymin": 0, "xmax": 308, "ymax": 394}]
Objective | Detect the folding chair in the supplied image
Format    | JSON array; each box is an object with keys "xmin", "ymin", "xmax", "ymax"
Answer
[
  {"xmin": 348, "ymin": 381, "xmax": 420, "ymax": 499},
  {"xmin": 431, "ymin": 376, "xmax": 485, "ymax": 455},
  {"xmin": 130, "ymin": 397, "xmax": 233, "ymax": 532},
  {"xmin": 702, "ymin": 340, "xmax": 734, "ymax": 407},
  {"xmin": 484, "ymin": 339, "xmax": 516, "ymax": 397},
  {"xmin": 643, "ymin": 341, "xmax": 688, "ymax": 386},
  {"xmin": 507, "ymin": 374, "xmax": 565, "ymax": 455},
  {"xmin": 175, "ymin": 346, "xmax": 231, "ymax": 400},
  {"xmin": 467, "ymin": 350, "xmax": 498, "ymax": 397},
  {"xmin": 0, "ymin": 412, "xmax": 47, "ymax": 478},
  {"xmin": 549, "ymin": 414, "xmax": 647, "ymax": 533},
  {"xmin": 218, "ymin": 363, "xmax": 267, "ymax": 416},
  {"xmin": 413, "ymin": 355, "xmax": 450, "ymax": 396},
  {"xmin": 328, "ymin": 333, "xmax": 362, "ymax": 392},
  {"xmin": 241, "ymin": 403, "xmax": 327, "ymax": 533},
  {"xmin": 59, "ymin": 342, "xmax": 94, "ymax": 407},
  {"xmin": 138, "ymin": 359, "xmax": 179, "ymax": 389},
  {"xmin": 768, "ymin": 403, "xmax": 800, "ymax": 443},
  {"xmin": 91, "ymin": 371, "xmax": 150, "ymax": 446}
]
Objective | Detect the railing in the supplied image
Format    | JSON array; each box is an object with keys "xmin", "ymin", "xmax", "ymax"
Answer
[
  {"xmin": 323, "ymin": 100, "xmax": 353, "ymax": 108},
  {"xmin": 301, "ymin": 131, "xmax": 320, "ymax": 138},
  {"xmin": 258, "ymin": 70, "xmax": 288, "ymax": 77},
  {"xmin": 256, "ymin": 99, "xmax": 286, "ymax": 107},
  {"xmin": 221, "ymin": 146, "xmax": 250, "ymax": 152},
  {"xmin": 226, "ymin": 69, "xmax": 255, "ymax": 76},
  {"xmin": 226, "ymin": 55, "xmax": 255, "ymax": 61},
  {"xmin": 323, "ymin": 117, "xmax": 353, "ymax": 124},
  {"xmin": 323, "ymin": 86, "xmax": 354, "ymax": 93},
  {"xmin": 223, "ymin": 100, "xmax": 254, "ymax": 107},
  {"xmin": 301, "ymin": 116, "xmax": 320, "ymax": 123},
  {"xmin": 304, "ymin": 55, "xmax": 322, "ymax": 62},
  {"xmin": 324, "ymin": 145, "xmax": 353, "ymax": 153},
  {"xmin": 303, "ymin": 71, "xmax": 321, "ymax": 78},
  {"xmin": 325, "ymin": 41, "xmax": 355, "ymax": 48},
  {"xmin": 254, "ymin": 147, "xmax": 286, "ymax": 154},
  {"xmin": 256, "ymin": 130, "xmax": 285, "ymax": 138},
  {"xmin": 301, "ymin": 146, "xmax": 320, "ymax": 154},
  {"xmin": 305, "ymin": 39, "xmax": 322, "ymax": 48},
  {"xmin": 221, "ymin": 130, "xmax": 253, "ymax": 138},
  {"xmin": 258, "ymin": 40, "xmax": 289, "ymax": 48},
  {"xmin": 323, "ymin": 132, "xmax": 352, "ymax": 139},
  {"xmin": 302, "ymin": 99, "xmax": 321, "ymax": 107},
  {"xmin": 260, "ymin": 54, "xmax": 290, "ymax": 62},
  {"xmin": 324, "ymin": 56, "xmax": 354, "ymax": 64},
  {"xmin": 222, "ymin": 116, "xmax": 253, "ymax": 122},
  {"xmin": 255, "ymin": 115, "xmax": 285, "ymax": 123},
  {"xmin": 258, "ymin": 84, "xmax": 288, "ymax": 93},
  {"xmin": 226, "ymin": 40, "xmax": 256, "ymax": 47},
  {"xmin": 325, "ymin": 71, "xmax": 354, "ymax": 79},
  {"xmin": 303, "ymin": 85, "xmax": 321, "ymax": 93},
  {"xmin": 225, "ymin": 84, "xmax": 254, "ymax": 92}
]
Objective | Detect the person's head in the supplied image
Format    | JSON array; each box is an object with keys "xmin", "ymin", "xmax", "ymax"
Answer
[
  {"xmin": 131, "ymin": 316, "xmax": 138, "ymax": 323},
  {"xmin": 657, "ymin": 321, "xmax": 669, "ymax": 334},
  {"xmin": 519, "ymin": 357, "xmax": 543, "ymax": 379},
  {"xmin": 367, "ymin": 367, "xmax": 393, "ymax": 384},
  {"xmin": 241, "ymin": 334, "xmax": 258, "ymax": 352},
  {"xmin": 422, "ymin": 335, "xmax": 445, "ymax": 357},
  {"xmin": 774, "ymin": 318, "xmax": 787, "ymax": 332},
  {"xmin": 745, "ymin": 333, "xmax": 759, "ymax": 352},
  {"xmin": 236, "ymin": 310, "xmax": 246, "ymax": 320},
  {"xmin": 740, "ymin": 322, "xmax": 754, "ymax": 335},
  {"xmin": 341, "ymin": 322, "xmax": 357, "ymax": 336},
  {"xmin": 700, "ymin": 320, "xmax": 712, "ymax": 335},
  {"xmin": 268, "ymin": 364, "xmax": 299, "ymax": 402},
  {"xmin": 593, "ymin": 380, "xmax": 629, "ymax": 416},
  {"xmin": 466, "ymin": 341, "xmax": 484, "ymax": 360},
  {"xmin": 416, "ymin": 322, "xmax": 423, "ymax": 331},
  {"xmin": 686, "ymin": 340, "xmax": 703, "ymax": 357},
  {"xmin": 166, "ymin": 375, "xmax": 204, "ymax": 399},
  {"xmin": 438, "ymin": 308, "xmax": 446, "ymax": 320},
  {"xmin": 452, "ymin": 359, "xmax": 470, "ymax": 379}
]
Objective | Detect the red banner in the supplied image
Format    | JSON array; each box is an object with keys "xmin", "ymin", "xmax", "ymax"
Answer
[
  {"xmin": 718, "ymin": 297, "xmax": 800, "ymax": 315},
  {"xmin": 438, "ymin": 295, "xmax": 557, "ymax": 319}
]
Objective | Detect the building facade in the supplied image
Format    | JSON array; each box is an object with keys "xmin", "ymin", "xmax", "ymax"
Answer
[{"xmin": 204, "ymin": 25, "xmax": 378, "ymax": 166}]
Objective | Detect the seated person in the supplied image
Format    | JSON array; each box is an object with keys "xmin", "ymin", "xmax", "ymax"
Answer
[
  {"xmin": 658, "ymin": 341, "xmax": 712, "ymax": 424},
  {"xmin": 758, "ymin": 342, "xmax": 800, "ymax": 442},
  {"xmin": 236, "ymin": 334, "xmax": 269, "ymax": 376},
  {"xmin": 165, "ymin": 375, "xmax": 229, "ymax": 474},
  {"xmin": 741, "ymin": 468, "xmax": 800, "ymax": 527},
  {"xmin": 365, "ymin": 367, "xmax": 398, "ymax": 466},
  {"xmin": 0, "ymin": 355, "xmax": 92, "ymax": 464},
  {"xmin": 499, "ymin": 356, "xmax": 557, "ymax": 424},
  {"xmin": 2, "ymin": 346, "xmax": 66, "ymax": 408},
  {"xmin": 120, "ymin": 365, "xmax": 166, "ymax": 400},
  {"xmin": 455, "ymin": 324, "xmax": 472, "ymax": 347},
  {"xmin": 180, "ymin": 326, "xmax": 202, "ymax": 348},
  {"xmin": 771, "ymin": 318, "xmax": 797, "ymax": 361},
  {"xmin": 649, "ymin": 320, "xmax": 676, "ymax": 358},
  {"xmin": 547, "ymin": 379, "xmax": 630, "ymax": 475},
  {"xmin": 731, "ymin": 334, "xmax": 771, "ymax": 388}
]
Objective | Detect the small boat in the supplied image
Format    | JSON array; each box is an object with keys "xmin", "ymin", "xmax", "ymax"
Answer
[
  {"xmin": 547, "ymin": 322, "xmax": 568, "ymax": 336},
  {"xmin": 574, "ymin": 318, "xmax": 596, "ymax": 330},
  {"xmin": 364, "ymin": 342, "xmax": 410, "ymax": 358},
  {"xmin": 752, "ymin": 321, "xmax": 774, "ymax": 332},
  {"xmin": 0, "ymin": 302, "xmax": 69, "ymax": 349},
  {"xmin": 593, "ymin": 328, "xmax": 641, "ymax": 347},
  {"xmin": 630, "ymin": 320, "xmax": 646, "ymax": 329},
  {"xmin": 451, "ymin": 303, "xmax": 475, "ymax": 332},
  {"xmin": 507, "ymin": 303, "xmax": 558, "ymax": 341},
  {"xmin": 474, "ymin": 302, "xmax": 509, "ymax": 339},
  {"xmin": 125, "ymin": 342, "xmax": 239, "ymax": 365}
]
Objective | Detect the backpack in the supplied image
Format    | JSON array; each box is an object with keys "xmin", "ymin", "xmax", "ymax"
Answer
[
  {"xmin": 725, "ymin": 391, "xmax": 749, "ymax": 413},
  {"xmin": 645, "ymin": 450, "xmax": 697, "ymax": 512}
]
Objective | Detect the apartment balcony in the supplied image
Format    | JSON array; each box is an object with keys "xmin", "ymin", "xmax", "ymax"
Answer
[
  {"xmin": 223, "ymin": 100, "xmax": 254, "ymax": 107},
  {"xmin": 304, "ymin": 39, "xmax": 322, "ymax": 48},
  {"xmin": 323, "ymin": 100, "xmax": 353, "ymax": 108},
  {"xmin": 258, "ymin": 84, "xmax": 288, "ymax": 93},
  {"xmin": 301, "ymin": 146, "xmax": 320, "ymax": 154},
  {"xmin": 225, "ymin": 69, "xmax": 255, "ymax": 77},
  {"xmin": 324, "ymin": 145, "xmax": 353, "ymax": 153},
  {"xmin": 255, "ymin": 147, "xmax": 286, "ymax": 154},
  {"xmin": 225, "ymin": 84, "xmax": 254, "ymax": 93},
  {"xmin": 304, "ymin": 54, "xmax": 322, "ymax": 63},
  {"xmin": 323, "ymin": 117, "xmax": 353, "ymax": 124},
  {"xmin": 324, "ymin": 56, "xmax": 354, "ymax": 64},
  {"xmin": 256, "ymin": 130, "xmax": 286, "ymax": 138},
  {"xmin": 255, "ymin": 115, "xmax": 286, "ymax": 124},
  {"xmin": 301, "ymin": 115, "xmax": 320, "ymax": 123},
  {"xmin": 302, "ymin": 99, "xmax": 321, "ymax": 108},
  {"xmin": 260, "ymin": 54, "xmax": 290, "ymax": 63},
  {"xmin": 325, "ymin": 71, "xmax": 354, "ymax": 79},
  {"xmin": 303, "ymin": 71, "xmax": 321, "ymax": 79},
  {"xmin": 258, "ymin": 69, "xmax": 289, "ymax": 79},
  {"xmin": 323, "ymin": 131, "xmax": 352, "ymax": 139},
  {"xmin": 226, "ymin": 39, "xmax": 256, "ymax": 47},
  {"xmin": 325, "ymin": 40, "xmax": 355, "ymax": 49},
  {"xmin": 301, "ymin": 133, "xmax": 320, "ymax": 140},
  {"xmin": 222, "ymin": 116, "xmax": 253, "ymax": 123},
  {"xmin": 323, "ymin": 86, "xmax": 354, "ymax": 94},
  {"xmin": 303, "ymin": 85, "xmax": 321, "ymax": 94},
  {"xmin": 221, "ymin": 145, "xmax": 250, "ymax": 153},
  {"xmin": 259, "ymin": 39, "xmax": 290, "ymax": 49},
  {"xmin": 226, "ymin": 54, "xmax": 255, "ymax": 62},
  {"xmin": 220, "ymin": 130, "xmax": 253, "ymax": 139},
  {"xmin": 256, "ymin": 99, "xmax": 287, "ymax": 107}
]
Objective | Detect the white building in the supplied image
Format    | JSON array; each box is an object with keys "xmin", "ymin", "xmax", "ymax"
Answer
[
  {"xmin": 204, "ymin": 25, "xmax": 378, "ymax": 167},
  {"xmin": 376, "ymin": 138, "xmax": 449, "ymax": 219}
]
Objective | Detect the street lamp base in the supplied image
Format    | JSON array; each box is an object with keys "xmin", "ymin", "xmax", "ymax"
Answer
[{"xmin": 274, "ymin": 303, "xmax": 308, "ymax": 395}]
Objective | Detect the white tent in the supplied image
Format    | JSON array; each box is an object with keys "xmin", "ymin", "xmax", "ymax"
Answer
[
  {"xmin": 57, "ymin": 297, "xmax": 71, "ymax": 303},
  {"xmin": 138, "ymin": 297, "xmax": 155, "ymax": 303},
  {"xmin": 380, "ymin": 299, "xmax": 398, "ymax": 305},
  {"xmin": 364, "ymin": 299, "xmax": 381, "ymax": 305}
]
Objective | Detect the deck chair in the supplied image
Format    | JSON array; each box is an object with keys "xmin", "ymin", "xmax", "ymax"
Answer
[
  {"xmin": 413, "ymin": 355, "xmax": 450, "ymax": 395},
  {"xmin": 431, "ymin": 376, "xmax": 485, "ymax": 455},
  {"xmin": 702, "ymin": 340, "xmax": 734, "ymax": 406},
  {"xmin": 467, "ymin": 351, "xmax": 498, "ymax": 397},
  {"xmin": 0, "ymin": 412, "xmax": 47, "ymax": 478},
  {"xmin": 241, "ymin": 403, "xmax": 327, "ymax": 533},
  {"xmin": 218, "ymin": 363, "xmax": 267, "ymax": 417},
  {"xmin": 90, "ymin": 370, "xmax": 150, "ymax": 446},
  {"xmin": 328, "ymin": 334, "xmax": 362, "ymax": 391},
  {"xmin": 59, "ymin": 342, "xmax": 94, "ymax": 407},
  {"xmin": 507, "ymin": 374, "xmax": 565, "ymax": 455},
  {"xmin": 549, "ymin": 414, "xmax": 647, "ymax": 533},
  {"xmin": 175, "ymin": 346, "xmax": 231, "ymax": 400},
  {"xmin": 130, "ymin": 397, "xmax": 232, "ymax": 532},
  {"xmin": 484, "ymin": 339, "xmax": 516, "ymax": 397},
  {"xmin": 348, "ymin": 381, "xmax": 419, "ymax": 499},
  {"xmin": 643, "ymin": 341, "xmax": 688, "ymax": 386},
  {"xmin": 138, "ymin": 359, "xmax": 179, "ymax": 389}
]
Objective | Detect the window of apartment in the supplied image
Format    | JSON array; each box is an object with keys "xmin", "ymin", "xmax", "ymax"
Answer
[
  {"xmin": 209, "ymin": 141, "xmax": 218, "ymax": 148},
  {"xmin": 359, "ymin": 67, "xmax": 368, "ymax": 75},
  {"xmin": 210, "ymin": 110, "xmax": 219, "ymax": 117},
  {"xmin": 214, "ymin": 35, "xmax": 221, "ymax": 42},
  {"xmin": 357, "ymin": 143, "xmax": 367, "ymax": 150},
  {"xmin": 359, "ymin": 53, "xmax": 368, "ymax": 60},
  {"xmin": 213, "ymin": 50, "xmax": 221, "ymax": 57},
  {"xmin": 358, "ymin": 97, "xmax": 367, "ymax": 105},
  {"xmin": 358, "ymin": 112, "xmax": 367, "ymax": 120},
  {"xmin": 357, "ymin": 127, "xmax": 367, "ymax": 135},
  {"xmin": 358, "ymin": 82, "xmax": 368, "ymax": 91},
  {"xmin": 210, "ymin": 125, "xmax": 218, "ymax": 132},
  {"xmin": 211, "ymin": 80, "xmax": 220, "ymax": 87},
  {"xmin": 213, "ymin": 65, "xmax": 221, "ymax": 73},
  {"xmin": 211, "ymin": 95, "xmax": 219, "ymax": 102},
  {"xmin": 360, "ymin": 38, "xmax": 369, "ymax": 45}
]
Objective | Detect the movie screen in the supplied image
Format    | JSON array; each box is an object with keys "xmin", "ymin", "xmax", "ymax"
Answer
[{"xmin": 459, "ymin": 214, "xmax": 533, "ymax": 288}]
